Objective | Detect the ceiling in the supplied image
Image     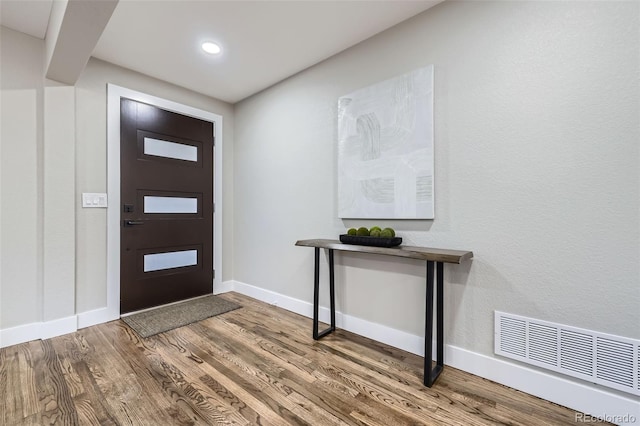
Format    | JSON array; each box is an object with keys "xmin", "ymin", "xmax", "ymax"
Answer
[
  {"xmin": 0, "ymin": 0, "xmax": 52, "ymax": 39},
  {"xmin": 1, "ymin": 0, "xmax": 442, "ymax": 103}
]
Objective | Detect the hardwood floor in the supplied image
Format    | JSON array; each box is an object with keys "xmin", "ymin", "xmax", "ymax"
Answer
[{"xmin": 1, "ymin": 292, "xmax": 606, "ymax": 425}]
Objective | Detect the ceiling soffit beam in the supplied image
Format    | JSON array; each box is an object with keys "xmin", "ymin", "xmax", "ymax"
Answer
[{"xmin": 45, "ymin": 0, "xmax": 119, "ymax": 85}]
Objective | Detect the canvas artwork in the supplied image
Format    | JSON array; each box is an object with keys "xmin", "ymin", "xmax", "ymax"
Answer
[{"xmin": 337, "ymin": 65, "xmax": 434, "ymax": 219}]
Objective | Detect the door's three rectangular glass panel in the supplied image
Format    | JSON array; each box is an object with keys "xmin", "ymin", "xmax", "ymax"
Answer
[
  {"xmin": 144, "ymin": 196, "xmax": 198, "ymax": 214},
  {"xmin": 143, "ymin": 137, "xmax": 198, "ymax": 162},
  {"xmin": 138, "ymin": 191, "xmax": 202, "ymax": 217},
  {"xmin": 143, "ymin": 249, "xmax": 198, "ymax": 272}
]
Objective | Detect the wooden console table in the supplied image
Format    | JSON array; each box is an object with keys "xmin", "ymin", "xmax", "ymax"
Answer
[{"xmin": 295, "ymin": 238, "xmax": 473, "ymax": 387}]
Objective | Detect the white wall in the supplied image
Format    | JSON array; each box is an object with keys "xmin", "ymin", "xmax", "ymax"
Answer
[{"xmin": 234, "ymin": 0, "xmax": 639, "ymax": 363}]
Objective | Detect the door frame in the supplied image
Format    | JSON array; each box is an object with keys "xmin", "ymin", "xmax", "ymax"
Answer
[{"xmin": 106, "ymin": 84, "xmax": 223, "ymax": 319}]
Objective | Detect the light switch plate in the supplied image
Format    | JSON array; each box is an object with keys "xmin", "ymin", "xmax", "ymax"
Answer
[{"xmin": 82, "ymin": 192, "xmax": 108, "ymax": 208}]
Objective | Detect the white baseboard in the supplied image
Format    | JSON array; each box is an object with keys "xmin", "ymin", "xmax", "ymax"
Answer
[
  {"xmin": 232, "ymin": 280, "xmax": 314, "ymax": 317},
  {"xmin": 41, "ymin": 315, "xmax": 77, "ymax": 340},
  {"xmin": 0, "ymin": 322, "xmax": 42, "ymax": 349},
  {"xmin": 77, "ymin": 307, "xmax": 117, "ymax": 329},
  {"xmin": 0, "ymin": 314, "xmax": 78, "ymax": 348},
  {"xmin": 445, "ymin": 345, "xmax": 639, "ymax": 425},
  {"xmin": 214, "ymin": 280, "xmax": 235, "ymax": 295},
  {"xmin": 339, "ymin": 311, "xmax": 426, "ymax": 356},
  {"xmin": 2, "ymin": 280, "xmax": 636, "ymax": 424},
  {"xmin": 231, "ymin": 280, "xmax": 430, "ymax": 356},
  {"xmin": 230, "ymin": 280, "xmax": 640, "ymax": 425}
]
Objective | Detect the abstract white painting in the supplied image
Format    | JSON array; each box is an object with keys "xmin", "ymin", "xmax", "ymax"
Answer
[{"xmin": 338, "ymin": 66, "xmax": 434, "ymax": 219}]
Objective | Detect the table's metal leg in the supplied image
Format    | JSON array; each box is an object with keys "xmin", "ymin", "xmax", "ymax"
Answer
[
  {"xmin": 436, "ymin": 261, "xmax": 444, "ymax": 369},
  {"xmin": 424, "ymin": 261, "xmax": 434, "ymax": 386},
  {"xmin": 313, "ymin": 248, "xmax": 336, "ymax": 340},
  {"xmin": 329, "ymin": 249, "xmax": 336, "ymax": 331},
  {"xmin": 424, "ymin": 260, "xmax": 444, "ymax": 387},
  {"xmin": 313, "ymin": 248, "xmax": 320, "ymax": 338}
]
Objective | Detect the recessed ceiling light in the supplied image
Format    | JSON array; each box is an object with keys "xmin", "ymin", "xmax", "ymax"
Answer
[{"xmin": 202, "ymin": 42, "xmax": 221, "ymax": 55}]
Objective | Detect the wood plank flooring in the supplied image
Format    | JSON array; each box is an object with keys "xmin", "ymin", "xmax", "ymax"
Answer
[{"xmin": 1, "ymin": 292, "xmax": 606, "ymax": 425}]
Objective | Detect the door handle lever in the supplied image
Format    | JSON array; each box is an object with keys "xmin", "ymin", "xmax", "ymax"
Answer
[{"xmin": 124, "ymin": 220, "xmax": 144, "ymax": 227}]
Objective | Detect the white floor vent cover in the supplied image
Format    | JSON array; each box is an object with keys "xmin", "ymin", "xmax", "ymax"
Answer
[{"xmin": 495, "ymin": 311, "xmax": 639, "ymax": 396}]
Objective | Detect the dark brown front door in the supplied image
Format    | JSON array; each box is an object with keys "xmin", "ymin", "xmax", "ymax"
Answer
[{"xmin": 120, "ymin": 98, "xmax": 214, "ymax": 313}]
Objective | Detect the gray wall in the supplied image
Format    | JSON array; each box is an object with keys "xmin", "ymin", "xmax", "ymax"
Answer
[
  {"xmin": 2, "ymin": 0, "xmax": 638, "ymax": 372},
  {"xmin": 233, "ymin": 0, "xmax": 639, "ymax": 361},
  {"xmin": 1, "ymin": 27, "xmax": 44, "ymax": 328}
]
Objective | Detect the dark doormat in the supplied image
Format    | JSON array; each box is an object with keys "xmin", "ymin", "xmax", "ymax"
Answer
[{"xmin": 121, "ymin": 294, "xmax": 241, "ymax": 338}]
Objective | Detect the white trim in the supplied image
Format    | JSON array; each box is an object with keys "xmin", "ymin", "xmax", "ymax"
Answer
[
  {"xmin": 106, "ymin": 84, "xmax": 223, "ymax": 321},
  {"xmin": 228, "ymin": 280, "xmax": 640, "ymax": 425},
  {"xmin": 340, "ymin": 311, "xmax": 426, "ymax": 356},
  {"xmin": 232, "ymin": 280, "xmax": 315, "ymax": 318},
  {"xmin": 2, "ymin": 280, "xmax": 637, "ymax": 424},
  {"xmin": 77, "ymin": 307, "xmax": 112, "ymax": 329},
  {"xmin": 0, "ymin": 315, "xmax": 78, "ymax": 348},
  {"xmin": 495, "ymin": 311, "xmax": 640, "ymax": 396},
  {"xmin": 231, "ymin": 279, "xmax": 427, "ymax": 355},
  {"xmin": 0, "ymin": 322, "xmax": 42, "ymax": 349},
  {"xmin": 214, "ymin": 280, "xmax": 235, "ymax": 295},
  {"xmin": 445, "ymin": 346, "xmax": 640, "ymax": 426},
  {"xmin": 40, "ymin": 315, "xmax": 77, "ymax": 340}
]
